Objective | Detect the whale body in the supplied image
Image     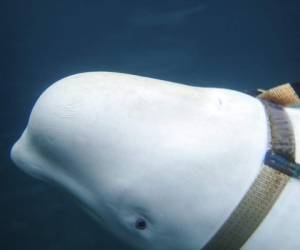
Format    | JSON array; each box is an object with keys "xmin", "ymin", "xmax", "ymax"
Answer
[{"xmin": 11, "ymin": 72, "xmax": 300, "ymax": 250}]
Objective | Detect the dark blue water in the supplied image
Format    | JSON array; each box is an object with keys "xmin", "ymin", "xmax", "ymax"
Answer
[{"xmin": 1, "ymin": 1, "xmax": 299, "ymax": 249}]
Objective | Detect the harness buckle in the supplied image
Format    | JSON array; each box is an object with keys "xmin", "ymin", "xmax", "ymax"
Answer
[{"xmin": 264, "ymin": 150, "xmax": 300, "ymax": 179}]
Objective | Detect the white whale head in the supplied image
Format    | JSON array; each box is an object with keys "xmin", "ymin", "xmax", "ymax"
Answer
[{"xmin": 11, "ymin": 72, "xmax": 268, "ymax": 250}]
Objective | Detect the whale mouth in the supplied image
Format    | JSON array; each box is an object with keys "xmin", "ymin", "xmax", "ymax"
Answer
[
  {"xmin": 10, "ymin": 133, "xmax": 45, "ymax": 180},
  {"xmin": 79, "ymin": 203, "xmax": 105, "ymax": 225}
]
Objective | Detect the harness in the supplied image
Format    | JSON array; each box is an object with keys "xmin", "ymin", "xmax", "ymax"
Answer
[{"xmin": 202, "ymin": 83, "xmax": 300, "ymax": 250}]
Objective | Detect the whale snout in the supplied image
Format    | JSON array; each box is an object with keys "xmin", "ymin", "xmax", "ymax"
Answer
[
  {"xmin": 11, "ymin": 133, "xmax": 29, "ymax": 173},
  {"xmin": 10, "ymin": 130, "xmax": 46, "ymax": 180}
]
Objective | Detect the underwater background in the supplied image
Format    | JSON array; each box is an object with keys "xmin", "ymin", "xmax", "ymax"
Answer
[{"xmin": 1, "ymin": 0, "xmax": 300, "ymax": 249}]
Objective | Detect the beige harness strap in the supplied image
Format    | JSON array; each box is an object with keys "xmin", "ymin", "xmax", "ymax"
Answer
[
  {"xmin": 203, "ymin": 167, "xmax": 289, "ymax": 250},
  {"xmin": 257, "ymin": 83, "xmax": 300, "ymax": 106},
  {"xmin": 202, "ymin": 83, "xmax": 300, "ymax": 250}
]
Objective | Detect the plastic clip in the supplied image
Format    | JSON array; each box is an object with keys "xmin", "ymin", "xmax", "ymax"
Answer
[{"xmin": 264, "ymin": 150, "xmax": 300, "ymax": 179}]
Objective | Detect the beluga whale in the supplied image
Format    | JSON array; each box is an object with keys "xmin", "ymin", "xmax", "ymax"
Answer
[{"xmin": 11, "ymin": 72, "xmax": 300, "ymax": 250}]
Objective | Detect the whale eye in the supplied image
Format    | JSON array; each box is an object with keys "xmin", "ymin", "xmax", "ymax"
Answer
[{"xmin": 135, "ymin": 218, "xmax": 147, "ymax": 230}]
